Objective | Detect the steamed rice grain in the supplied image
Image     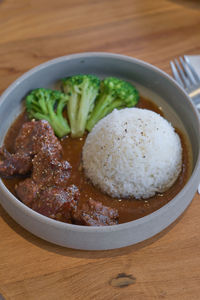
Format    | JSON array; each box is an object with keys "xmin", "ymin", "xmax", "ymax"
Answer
[{"xmin": 82, "ymin": 108, "xmax": 182, "ymax": 199}]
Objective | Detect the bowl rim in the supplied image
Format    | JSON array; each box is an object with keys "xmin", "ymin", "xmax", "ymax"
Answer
[{"xmin": 1, "ymin": 51, "xmax": 200, "ymax": 233}]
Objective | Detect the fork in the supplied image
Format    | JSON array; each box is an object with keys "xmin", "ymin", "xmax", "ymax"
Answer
[
  {"xmin": 170, "ymin": 56, "xmax": 200, "ymax": 194},
  {"xmin": 170, "ymin": 56, "xmax": 200, "ymax": 105}
]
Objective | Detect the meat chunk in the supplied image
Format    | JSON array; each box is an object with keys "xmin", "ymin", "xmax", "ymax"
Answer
[
  {"xmin": 31, "ymin": 185, "xmax": 80, "ymax": 222},
  {"xmin": 73, "ymin": 198, "xmax": 119, "ymax": 226},
  {"xmin": 16, "ymin": 178, "xmax": 39, "ymax": 207},
  {"xmin": 32, "ymin": 150, "xmax": 71, "ymax": 188},
  {"xmin": 0, "ymin": 148, "xmax": 32, "ymax": 177},
  {"xmin": 2, "ymin": 119, "xmax": 84, "ymax": 225},
  {"xmin": 0, "ymin": 120, "xmax": 63, "ymax": 178},
  {"xmin": 15, "ymin": 120, "xmax": 62, "ymax": 158}
]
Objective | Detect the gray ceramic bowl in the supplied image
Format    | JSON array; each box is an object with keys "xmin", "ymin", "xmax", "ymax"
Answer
[{"xmin": 0, "ymin": 52, "xmax": 200, "ymax": 250}]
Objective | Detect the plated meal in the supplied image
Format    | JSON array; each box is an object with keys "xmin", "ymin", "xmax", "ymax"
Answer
[
  {"xmin": 0, "ymin": 74, "xmax": 191, "ymax": 226},
  {"xmin": 0, "ymin": 53, "xmax": 199, "ymax": 249}
]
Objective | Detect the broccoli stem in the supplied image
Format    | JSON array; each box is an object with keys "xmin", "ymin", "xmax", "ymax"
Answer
[
  {"xmin": 75, "ymin": 80, "xmax": 91, "ymax": 137},
  {"xmin": 32, "ymin": 112, "xmax": 51, "ymax": 124},
  {"xmin": 47, "ymin": 99, "xmax": 70, "ymax": 138},
  {"xmin": 67, "ymin": 93, "xmax": 79, "ymax": 137},
  {"xmin": 86, "ymin": 94, "xmax": 114, "ymax": 131}
]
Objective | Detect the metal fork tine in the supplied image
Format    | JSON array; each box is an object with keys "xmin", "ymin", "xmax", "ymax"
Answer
[
  {"xmin": 184, "ymin": 55, "xmax": 200, "ymax": 83},
  {"xmin": 171, "ymin": 56, "xmax": 200, "ymax": 112},
  {"xmin": 174, "ymin": 59, "xmax": 190, "ymax": 88},
  {"xmin": 179, "ymin": 56, "xmax": 197, "ymax": 85},
  {"xmin": 170, "ymin": 61, "xmax": 184, "ymax": 88}
]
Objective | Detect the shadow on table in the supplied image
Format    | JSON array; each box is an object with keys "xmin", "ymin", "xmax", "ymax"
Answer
[{"xmin": 0, "ymin": 202, "xmax": 189, "ymax": 259}]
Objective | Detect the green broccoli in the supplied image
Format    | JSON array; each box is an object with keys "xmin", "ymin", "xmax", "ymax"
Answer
[
  {"xmin": 86, "ymin": 77, "xmax": 139, "ymax": 131},
  {"xmin": 26, "ymin": 88, "xmax": 70, "ymax": 138},
  {"xmin": 62, "ymin": 74, "xmax": 100, "ymax": 138}
]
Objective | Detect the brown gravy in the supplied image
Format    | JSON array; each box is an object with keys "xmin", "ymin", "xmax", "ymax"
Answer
[{"xmin": 2, "ymin": 97, "xmax": 191, "ymax": 224}]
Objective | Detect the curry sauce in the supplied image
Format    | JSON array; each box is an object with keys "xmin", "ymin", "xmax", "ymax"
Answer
[{"xmin": 2, "ymin": 97, "xmax": 191, "ymax": 224}]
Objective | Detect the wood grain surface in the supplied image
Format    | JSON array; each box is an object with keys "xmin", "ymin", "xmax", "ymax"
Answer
[{"xmin": 1, "ymin": 0, "xmax": 200, "ymax": 299}]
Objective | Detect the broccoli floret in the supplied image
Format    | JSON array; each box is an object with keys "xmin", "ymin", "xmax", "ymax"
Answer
[
  {"xmin": 86, "ymin": 77, "xmax": 139, "ymax": 131},
  {"xmin": 62, "ymin": 74, "xmax": 100, "ymax": 138},
  {"xmin": 26, "ymin": 88, "xmax": 70, "ymax": 138}
]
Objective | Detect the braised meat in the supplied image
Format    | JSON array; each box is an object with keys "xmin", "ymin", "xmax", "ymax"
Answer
[
  {"xmin": 12, "ymin": 120, "xmax": 75, "ymax": 223},
  {"xmin": 16, "ymin": 178, "xmax": 39, "ymax": 207},
  {"xmin": 0, "ymin": 148, "xmax": 32, "ymax": 177},
  {"xmin": 73, "ymin": 198, "xmax": 119, "ymax": 226},
  {"xmin": 0, "ymin": 120, "xmax": 62, "ymax": 178},
  {"xmin": 32, "ymin": 150, "xmax": 71, "ymax": 188},
  {"xmin": 31, "ymin": 185, "xmax": 80, "ymax": 222},
  {"xmin": 11, "ymin": 119, "xmax": 77, "ymax": 223},
  {"xmin": 15, "ymin": 120, "xmax": 62, "ymax": 157}
]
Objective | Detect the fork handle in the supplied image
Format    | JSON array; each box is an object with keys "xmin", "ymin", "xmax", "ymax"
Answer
[{"xmin": 191, "ymin": 96, "xmax": 200, "ymax": 106}]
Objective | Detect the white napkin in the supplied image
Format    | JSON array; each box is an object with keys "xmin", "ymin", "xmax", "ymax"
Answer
[{"xmin": 185, "ymin": 55, "xmax": 200, "ymax": 194}]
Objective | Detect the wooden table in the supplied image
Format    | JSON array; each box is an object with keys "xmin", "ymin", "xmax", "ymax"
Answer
[{"xmin": 1, "ymin": 0, "xmax": 200, "ymax": 299}]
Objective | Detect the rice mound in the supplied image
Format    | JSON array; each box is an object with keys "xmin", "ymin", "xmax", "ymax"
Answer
[{"xmin": 82, "ymin": 108, "xmax": 182, "ymax": 199}]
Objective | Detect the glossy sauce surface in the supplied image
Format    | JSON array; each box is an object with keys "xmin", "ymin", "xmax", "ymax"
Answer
[{"xmin": 3, "ymin": 97, "xmax": 191, "ymax": 224}]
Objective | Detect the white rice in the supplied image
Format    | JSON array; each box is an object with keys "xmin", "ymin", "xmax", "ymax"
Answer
[{"xmin": 82, "ymin": 108, "xmax": 182, "ymax": 199}]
